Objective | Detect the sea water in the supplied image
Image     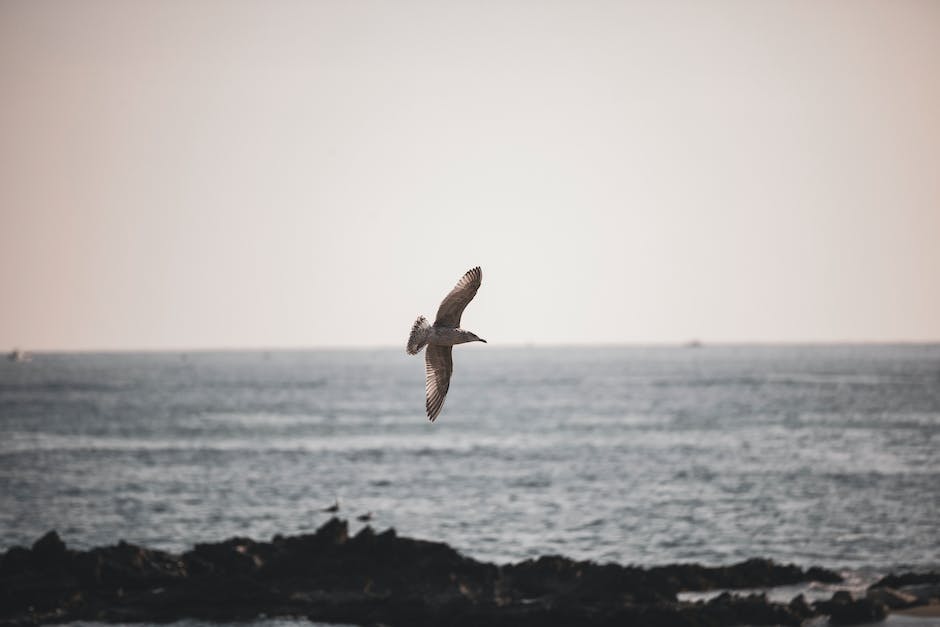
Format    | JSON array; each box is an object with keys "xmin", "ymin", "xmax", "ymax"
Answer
[{"xmin": 2, "ymin": 346, "xmax": 938, "ymax": 582}]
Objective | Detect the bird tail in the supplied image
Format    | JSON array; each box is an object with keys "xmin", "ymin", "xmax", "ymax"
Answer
[{"xmin": 406, "ymin": 315, "xmax": 431, "ymax": 355}]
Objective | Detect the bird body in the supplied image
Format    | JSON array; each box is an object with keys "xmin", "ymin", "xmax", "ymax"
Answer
[
  {"xmin": 429, "ymin": 326, "xmax": 484, "ymax": 346},
  {"xmin": 407, "ymin": 266, "xmax": 486, "ymax": 422}
]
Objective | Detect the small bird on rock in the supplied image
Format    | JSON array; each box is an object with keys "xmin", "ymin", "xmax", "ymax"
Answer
[{"xmin": 407, "ymin": 266, "xmax": 486, "ymax": 422}]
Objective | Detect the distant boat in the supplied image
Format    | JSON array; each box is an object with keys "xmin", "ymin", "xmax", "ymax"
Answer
[
  {"xmin": 356, "ymin": 512, "xmax": 373, "ymax": 522},
  {"xmin": 684, "ymin": 339, "xmax": 703, "ymax": 348},
  {"xmin": 7, "ymin": 349, "xmax": 31, "ymax": 362},
  {"xmin": 321, "ymin": 499, "xmax": 340, "ymax": 513}
]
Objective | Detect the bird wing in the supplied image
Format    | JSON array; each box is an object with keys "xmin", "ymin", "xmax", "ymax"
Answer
[
  {"xmin": 434, "ymin": 266, "xmax": 482, "ymax": 327},
  {"xmin": 425, "ymin": 344, "xmax": 453, "ymax": 422}
]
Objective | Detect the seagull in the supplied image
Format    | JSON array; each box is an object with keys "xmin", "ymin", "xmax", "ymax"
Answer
[{"xmin": 407, "ymin": 266, "xmax": 486, "ymax": 422}]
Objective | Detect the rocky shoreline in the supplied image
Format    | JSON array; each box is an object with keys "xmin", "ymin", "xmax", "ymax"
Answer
[{"xmin": 1, "ymin": 519, "xmax": 938, "ymax": 626}]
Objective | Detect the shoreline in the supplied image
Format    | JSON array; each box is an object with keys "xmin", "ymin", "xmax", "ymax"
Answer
[{"xmin": 2, "ymin": 519, "xmax": 938, "ymax": 627}]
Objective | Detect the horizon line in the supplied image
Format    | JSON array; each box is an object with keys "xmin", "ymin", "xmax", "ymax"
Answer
[{"xmin": 6, "ymin": 339, "xmax": 940, "ymax": 355}]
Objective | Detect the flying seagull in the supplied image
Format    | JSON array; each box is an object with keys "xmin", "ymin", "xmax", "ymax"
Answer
[{"xmin": 407, "ymin": 266, "xmax": 486, "ymax": 422}]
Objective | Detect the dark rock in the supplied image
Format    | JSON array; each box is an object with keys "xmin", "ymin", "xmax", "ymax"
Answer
[
  {"xmin": 814, "ymin": 590, "xmax": 852, "ymax": 615},
  {"xmin": 895, "ymin": 583, "xmax": 940, "ymax": 604},
  {"xmin": 501, "ymin": 555, "xmax": 675, "ymax": 605},
  {"xmin": 704, "ymin": 592, "xmax": 804, "ymax": 626},
  {"xmin": 315, "ymin": 517, "xmax": 349, "ymax": 545},
  {"xmin": 828, "ymin": 597, "xmax": 887, "ymax": 625},
  {"xmin": 870, "ymin": 571, "xmax": 940, "ymax": 590},
  {"xmin": 31, "ymin": 531, "xmax": 68, "ymax": 568},
  {"xmin": 807, "ymin": 566, "xmax": 844, "ymax": 584},
  {"xmin": 788, "ymin": 593, "xmax": 813, "ymax": 619},
  {"xmin": 187, "ymin": 538, "xmax": 261, "ymax": 576},
  {"xmin": 353, "ymin": 525, "xmax": 376, "ymax": 542},
  {"xmin": 70, "ymin": 551, "xmax": 104, "ymax": 586},
  {"xmin": 0, "ymin": 546, "xmax": 31, "ymax": 576},
  {"xmin": 92, "ymin": 542, "xmax": 187, "ymax": 589},
  {"xmin": 0, "ymin": 521, "xmax": 843, "ymax": 627},
  {"xmin": 866, "ymin": 587, "xmax": 921, "ymax": 609},
  {"xmin": 814, "ymin": 591, "xmax": 889, "ymax": 625},
  {"xmin": 647, "ymin": 557, "xmax": 842, "ymax": 592}
]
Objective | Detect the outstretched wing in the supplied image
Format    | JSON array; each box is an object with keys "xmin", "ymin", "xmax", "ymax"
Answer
[
  {"xmin": 434, "ymin": 266, "xmax": 482, "ymax": 328},
  {"xmin": 425, "ymin": 345, "xmax": 453, "ymax": 422}
]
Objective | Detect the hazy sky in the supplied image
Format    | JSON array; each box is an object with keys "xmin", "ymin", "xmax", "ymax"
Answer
[{"xmin": 1, "ymin": 0, "xmax": 938, "ymax": 350}]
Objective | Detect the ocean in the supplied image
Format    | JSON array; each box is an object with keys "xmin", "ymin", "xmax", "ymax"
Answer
[{"xmin": 2, "ymin": 345, "xmax": 939, "ymax": 585}]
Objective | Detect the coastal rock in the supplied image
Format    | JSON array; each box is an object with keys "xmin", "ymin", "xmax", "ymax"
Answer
[
  {"xmin": 814, "ymin": 590, "xmax": 852, "ymax": 614},
  {"xmin": 866, "ymin": 587, "xmax": 921, "ymax": 610},
  {"xmin": 895, "ymin": 584, "xmax": 940, "ymax": 604},
  {"xmin": 806, "ymin": 566, "xmax": 844, "ymax": 584},
  {"xmin": 187, "ymin": 538, "xmax": 262, "ymax": 576},
  {"xmin": 30, "ymin": 532, "xmax": 67, "ymax": 568},
  {"xmin": 0, "ymin": 546, "xmax": 31, "ymax": 576},
  {"xmin": 648, "ymin": 557, "xmax": 841, "ymax": 591},
  {"xmin": 828, "ymin": 597, "xmax": 887, "ymax": 625},
  {"xmin": 870, "ymin": 571, "xmax": 940, "ymax": 590},
  {"xmin": 0, "ymin": 521, "xmax": 838, "ymax": 627},
  {"xmin": 816, "ymin": 592, "xmax": 887, "ymax": 625},
  {"xmin": 702, "ymin": 592, "xmax": 804, "ymax": 626},
  {"xmin": 788, "ymin": 593, "xmax": 813, "ymax": 619},
  {"xmin": 94, "ymin": 541, "xmax": 188, "ymax": 588},
  {"xmin": 869, "ymin": 571, "xmax": 940, "ymax": 606},
  {"xmin": 499, "ymin": 555, "xmax": 675, "ymax": 604}
]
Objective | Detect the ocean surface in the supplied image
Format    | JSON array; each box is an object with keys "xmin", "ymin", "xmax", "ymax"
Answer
[{"xmin": 2, "ymin": 345, "xmax": 939, "ymax": 584}]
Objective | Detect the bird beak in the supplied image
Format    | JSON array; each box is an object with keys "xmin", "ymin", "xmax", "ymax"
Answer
[{"xmin": 479, "ymin": 338, "xmax": 487, "ymax": 343}]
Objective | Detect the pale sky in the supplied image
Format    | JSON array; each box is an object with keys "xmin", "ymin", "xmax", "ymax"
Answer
[{"xmin": 1, "ymin": 0, "xmax": 938, "ymax": 351}]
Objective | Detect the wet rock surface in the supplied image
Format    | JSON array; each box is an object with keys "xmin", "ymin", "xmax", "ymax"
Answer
[
  {"xmin": 868, "ymin": 571, "xmax": 940, "ymax": 612},
  {"xmin": 824, "ymin": 594, "xmax": 888, "ymax": 625},
  {"xmin": 865, "ymin": 587, "xmax": 921, "ymax": 610},
  {"xmin": 0, "ymin": 519, "xmax": 910, "ymax": 627},
  {"xmin": 870, "ymin": 571, "xmax": 940, "ymax": 590}
]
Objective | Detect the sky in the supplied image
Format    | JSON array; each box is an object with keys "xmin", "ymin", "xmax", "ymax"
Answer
[{"xmin": 1, "ymin": 0, "xmax": 938, "ymax": 351}]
